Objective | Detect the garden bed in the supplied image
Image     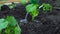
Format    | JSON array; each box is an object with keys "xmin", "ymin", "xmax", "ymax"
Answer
[{"xmin": 0, "ymin": 0, "xmax": 60, "ymax": 34}]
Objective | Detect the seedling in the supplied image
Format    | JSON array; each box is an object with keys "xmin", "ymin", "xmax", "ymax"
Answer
[
  {"xmin": 0, "ymin": 18, "xmax": 9, "ymax": 34},
  {"xmin": 0, "ymin": 16, "xmax": 21, "ymax": 34},
  {"xmin": 0, "ymin": 19, "xmax": 8, "ymax": 31},
  {"xmin": 26, "ymin": 3, "xmax": 52, "ymax": 21},
  {"xmin": 39, "ymin": 3, "xmax": 52, "ymax": 12},
  {"xmin": 5, "ymin": 16, "xmax": 21, "ymax": 34},
  {"xmin": 30, "ymin": 10, "xmax": 39, "ymax": 20},
  {"xmin": 26, "ymin": 4, "xmax": 39, "ymax": 20},
  {"xmin": 20, "ymin": 4, "xmax": 39, "ymax": 23}
]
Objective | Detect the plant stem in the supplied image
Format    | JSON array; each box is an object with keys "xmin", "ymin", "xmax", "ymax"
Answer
[
  {"xmin": 32, "ymin": 16, "xmax": 35, "ymax": 21},
  {"xmin": 0, "ymin": 30, "xmax": 1, "ymax": 34},
  {"xmin": 25, "ymin": 12, "xmax": 29, "ymax": 19},
  {"xmin": 39, "ymin": 4, "xmax": 43, "ymax": 9}
]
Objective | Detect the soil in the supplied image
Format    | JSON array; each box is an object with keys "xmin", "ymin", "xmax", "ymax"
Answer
[{"xmin": 0, "ymin": 0, "xmax": 60, "ymax": 34}]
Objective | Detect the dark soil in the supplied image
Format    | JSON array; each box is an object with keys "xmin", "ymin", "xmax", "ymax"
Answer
[{"xmin": 0, "ymin": 0, "xmax": 60, "ymax": 34}]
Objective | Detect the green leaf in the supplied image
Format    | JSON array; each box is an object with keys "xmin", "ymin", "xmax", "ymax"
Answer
[
  {"xmin": 31, "ymin": 10, "xmax": 39, "ymax": 20},
  {"xmin": 5, "ymin": 27, "xmax": 14, "ymax": 34},
  {"xmin": 5, "ymin": 28, "xmax": 10, "ymax": 34},
  {"xmin": 26, "ymin": 4, "xmax": 38, "ymax": 13},
  {"xmin": 43, "ymin": 3, "xmax": 52, "ymax": 12},
  {"xmin": 26, "ymin": 4, "xmax": 33, "ymax": 13},
  {"xmin": 26, "ymin": 4, "xmax": 39, "ymax": 20},
  {"xmin": 0, "ymin": 19, "xmax": 8, "ymax": 31},
  {"xmin": 14, "ymin": 26, "xmax": 21, "ymax": 34},
  {"xmin": 6, "ymin": 16, "xmax": 17, "ymax": 26}
]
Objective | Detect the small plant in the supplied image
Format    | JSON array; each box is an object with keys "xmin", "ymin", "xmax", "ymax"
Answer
[
  {"xmin": 0, "ymin": 16, "xmax": 21, "ymax": 34},
  {"xmin": 20, "ymin": 3, "xmax": 39, "ymax": 22},
  {"xmin": 0, "ymin": 18, "xmax": 8, "ymax": 31},
  {"xmin": 39, "ymin": 3, "xmax": 52, "ymax": 12},
  {"xmin": 25, "ymin": 0, "xmax": 39, "ymax": 21},
  {"xmin": 26, "ymin": 4, "xmax": 39, "ymax": 20},
  {"xmin": 26, "ymin": 3, "xmax": 52, "ymax": 20},
  {"xmin": 43, "ymin": 3, "xmax": 52, "ymax": 12},
  {"xmin": 0, "ymin": 18, "xmax": 8, "ymax": 34}
]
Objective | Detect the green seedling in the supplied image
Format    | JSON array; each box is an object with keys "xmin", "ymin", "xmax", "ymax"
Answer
[
  {"xmin": 26, "ymin": 4, "xmax": 39, "ymax": 13},
  {"xmin": 14, "ymin": 26, "xmax": 21, "ymax": 34},
  {"xmin": 26, "ymin": 3, "xmax": 52, "ymax": 20},
  {"xmin": 30, "ymin": 10, "xmax": 39, "ymax": 20},
  {"xmin": 20, "ymin": 4, "xmax": 39, "ymax": 22},
  {"xmin": 22, "ymin": 0, "xmax": 39, "ymax": 21},
  {"xmin": 0, "ymin": 16, "xmax": 21, "ymax": 34},
  {"xmin": 26, "ymin": 4, "xmax": 34, "ymax": 13},
  {"xmin": 5, "ymin": 16, "xmax": 21, "ymax": 34},
  {"xmin": 42, "ymin": 3, "xmax": 52, "ymax": 12},
  {"xmin": 39, "ymin": 3, "xmax": 52, "ymax": 13},
  {"xmin": 6, "ymin": 16, "xmax": 17, "ymax": 26},
  {"xmin": 39, "ymin": 3, "xmax": 52, "ymax": 12},
  {"xmin": 0, "ymin": 18, "xmax": 8, "ymax": 34},
  {"xmin": 0, "ymin": 19, "xmax": 8, "ymax": 31},
  {"xmin": 26, "ymin": 4, "xmax": 39, "ymax": 20}
]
